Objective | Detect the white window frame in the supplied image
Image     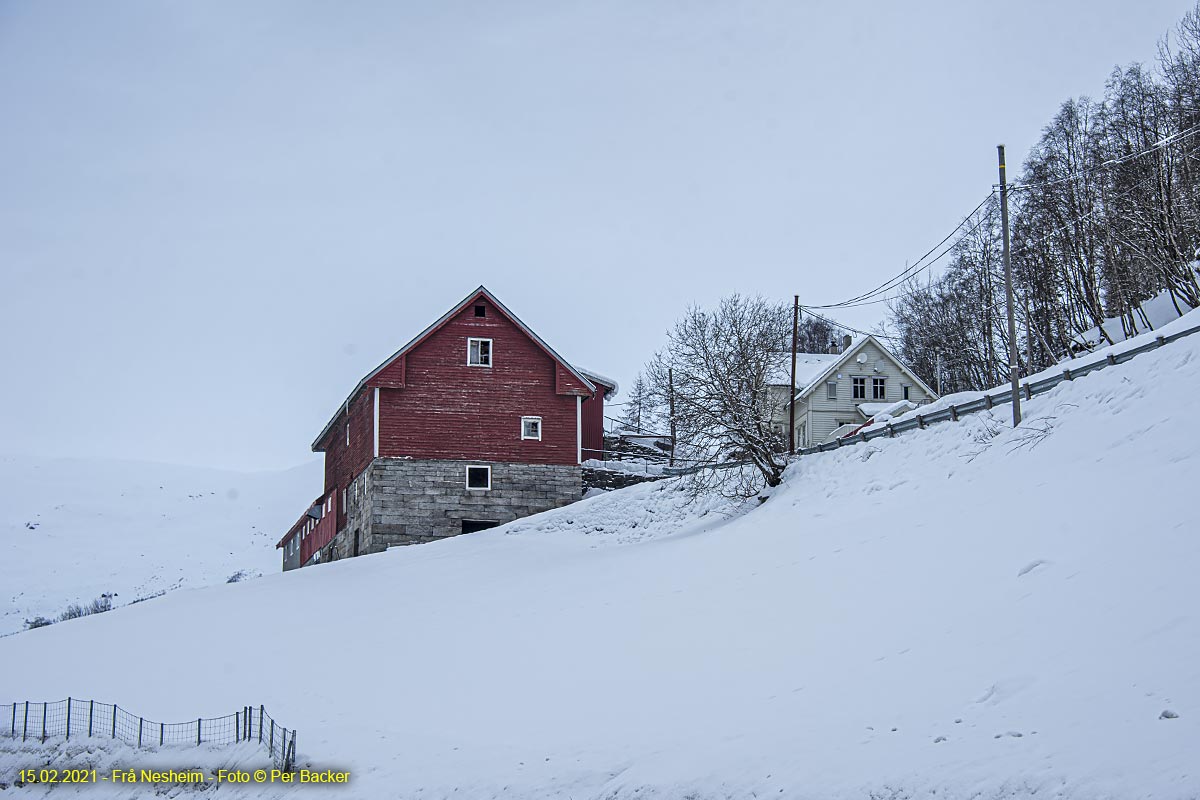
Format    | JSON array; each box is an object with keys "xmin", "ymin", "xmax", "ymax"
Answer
[
  {"xmin": 465, "ymin": 465, "xmax": 492, "ymax": 490},
  {"xmin": 826, "ymin": 380, "xmax": 837, "ymax": 400},
  {"xmin": 521, "ymin": 416, "xmax": 542, "ymax": 440},
  {"xmin": 852, "ymin": 376, "xmax": 866, "ymax": 400},
  {"xmin": 467, "ymin": 337, "xmax": 493, "ymax": 367},
  {"xmin": 872, "ymin": 377, "xmax": 887, "ymax": 400}
]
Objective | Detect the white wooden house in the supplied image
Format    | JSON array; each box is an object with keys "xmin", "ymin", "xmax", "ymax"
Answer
[{"xmin": 769, "ymin": 335, "xmax": 938, "ymax": 448}]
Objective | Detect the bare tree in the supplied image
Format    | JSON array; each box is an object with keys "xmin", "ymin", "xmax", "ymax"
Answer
[
  {"xmin": 646, "ymin": 295, "xmax": 792, "ymax": 497},
  {"xmin": 618, "ymin": 372, "xmax": 657, "ymax": 433}
]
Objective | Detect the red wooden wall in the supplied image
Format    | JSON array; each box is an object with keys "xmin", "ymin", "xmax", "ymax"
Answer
[{"xmin": 370, "ymin": 299, "xmax": 588, "ymax": 465}]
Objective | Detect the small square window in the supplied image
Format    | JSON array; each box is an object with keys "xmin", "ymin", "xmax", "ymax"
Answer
[
  {"xmin": 521, "ymin": 416, "xmax": 542, "ymax": 440},
  {"xmin": 466, "ymin": 465, "xmax": 491, "ymax": 490},
  {"xmin": 826, "ymin": 380, "xmax": 837, "ymax": 400},
  {"xmin": 852, "ymin": 377, "xmax": 866, "ymax": 399},
  {"xmin": 474, "ymin": 304, "xmax": 486, "ymax": 317},
  {"xmin": 468, "ymin": 338, "xmax": 492, "ymax": 367},
  {"xmin": 872, "ymin": 377, "xmax": 887, "ymax": 400}
]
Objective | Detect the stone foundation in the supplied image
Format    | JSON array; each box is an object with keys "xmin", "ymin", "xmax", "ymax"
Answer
[{"xmin": 330, "ymin": 458, "xmax": 582, "ymax": 557}]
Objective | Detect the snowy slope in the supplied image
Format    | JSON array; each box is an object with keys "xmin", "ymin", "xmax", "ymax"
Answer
[
  {"xmin": 2, "ymin": 316, "xmax": 1199, "ymax": 799},
  {"xmin": 1072, "ymin": 265, "xmax": 1198, "ymax": 349},
  {"xmin": 0, "ymin": 456, "xmax": 321, "ymax": 636}
]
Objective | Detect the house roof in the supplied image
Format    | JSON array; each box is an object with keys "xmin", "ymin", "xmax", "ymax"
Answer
[
  {"xmin": 578, "ymin": 368, "xmax": 618, "ymax": 399},
  {"xmin": 769, "ymin": 353, "xmax": 844, "ymax": 391},
  {"xmin": 773, "ymin": 335, "xmax": 938, "ymax": 404},
  {"xmin": 310, "ymin": 286, "xmax": 598, "ymax": 451}
]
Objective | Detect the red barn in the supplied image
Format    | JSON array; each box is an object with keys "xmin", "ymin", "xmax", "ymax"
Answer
[{"xmin": 277, "ymin": 286, "xmax": 616, "ymax": 570}]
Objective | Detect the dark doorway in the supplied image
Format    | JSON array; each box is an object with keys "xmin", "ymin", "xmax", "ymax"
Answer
[
  {"xmin": 462, "ymin": 520, "xmax": 500, "ymax": 535},
  {"xmin": 352, "ymin": 530, "xmax": 360, "ymax": 557}
]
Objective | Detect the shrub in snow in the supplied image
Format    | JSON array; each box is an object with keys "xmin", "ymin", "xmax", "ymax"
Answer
[
  {"xmin": 57, "ymin": 594, "xmax": 114, "ymax": 622},
  {"xmin": 23, "ymin": 616, "xmax": 53, "ymax": 630}
]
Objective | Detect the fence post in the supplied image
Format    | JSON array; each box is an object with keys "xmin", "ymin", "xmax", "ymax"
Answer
[
  {"xmin": 197, "ymin": 718, "xmax": 202, "ymax": 746},
  {"xmin": 270, "ymin": 719, "xmax": 275, "ymax": 754},
  {"xmin": 112, "ymin": 705, "xmax": 117, "ymax": 739},
  {"xmin": 160, "ymin": 722, "xmax": 164, "ymax": 746},
  {"xmin": 236, "ymin": 710, "xmax": 240, "ymax": 743},
  {"xmin": 258, "ymin": 705, "xmax": 263, "ymax": 743},
  {"xmin": 288, "ymin": 730, "xmax": 296, "ymax": 771},
  {"xmin": 137, "ymin": 717, "xmax": 143, "ymax": 748},
  {"xmin": 10, "ymin": 703, "xmax": 14, "ymax": 738},
  {"xmin": 22, "ymin": 701, "xmax": 28, "ymax": 742},
  {"xmin": 66, "ymin": 697, "xmax": 71, "ymax": 740},
  {"xmin": 88, "ymin": 700, "xmax": 94, "ymax": 737},
  {"xmin": 41, "ymin": 702, "xmax": 46, "ymax": 743}
]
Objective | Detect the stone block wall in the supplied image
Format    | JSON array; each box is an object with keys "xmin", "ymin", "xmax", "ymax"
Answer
[{"xmin": 329, "ymin": 458, "xmax": 582, "ymax": 557}]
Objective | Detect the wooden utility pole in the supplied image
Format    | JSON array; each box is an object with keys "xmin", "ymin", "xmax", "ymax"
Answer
[
  {"xmin": 997, "ymin": 144, "xmax": 1022, "ymax": 426},
  {"xmin": 789, "ymin": 296, "xmax": 799, "ymax": 454},
  {"xmin": 667, "ymin": 367, "xmax": 677, "ymax": 466}
]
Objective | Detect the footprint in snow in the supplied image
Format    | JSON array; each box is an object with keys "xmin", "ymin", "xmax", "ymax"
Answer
[{"xmin": 1017, "ymin": 559, "xmax": 1050, "ymax": 577}]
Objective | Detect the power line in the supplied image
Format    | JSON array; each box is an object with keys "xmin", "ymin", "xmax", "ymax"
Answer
[
  {"xmin": 1006, "ymin": 118, "xmax": 1200, "ymax": 193},
  {"xmin": 801, "ymin": 307, "xmax": 903, "ymax": 344},
  {"xmin": 805, "ymin": 191, "xmax": 997, "ymax": 311}
]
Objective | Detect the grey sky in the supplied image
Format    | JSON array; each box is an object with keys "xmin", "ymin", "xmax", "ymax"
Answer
[{"xmin": 1, "ymin": 0, "xmax": 1191, "ymax": 472}]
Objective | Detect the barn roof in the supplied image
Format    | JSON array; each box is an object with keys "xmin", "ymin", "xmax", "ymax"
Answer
[{"xmin": 310, "ymin": 286, "xmax": 598, "ymax": 451}]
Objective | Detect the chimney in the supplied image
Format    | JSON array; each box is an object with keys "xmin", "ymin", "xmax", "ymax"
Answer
[
  {"xmin": 842, "ymin": 334, "xmax": 852, "ymax": 351},
  {"xmin": 828, "ymin": 340, "xmax": 839, "ymax": 355}
]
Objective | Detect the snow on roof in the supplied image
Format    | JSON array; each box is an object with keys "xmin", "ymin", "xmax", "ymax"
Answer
[
  {"xmin": 578, "ymin": 368, "xmax": 618, "ymax": 399},
  {"xmin": 856, "ymin": 399, "xmax": 918, "ymax": 420},
  {"xmin": 768, "ymin": 352, "xmax": 844, "ymax": 390}
]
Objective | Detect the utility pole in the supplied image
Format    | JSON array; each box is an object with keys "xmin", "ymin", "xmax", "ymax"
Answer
[
  {"xmin": 667, "ymin": 367, "xmax": 677, "ymax": 467},
  {"xmin": 936, "ymin": 351, "xmax": 943, "ymax": 395},
  {"xmin": 997, "ymin": 144, "xmax": 1022, "ymax": 426},
  {"xmin": 789, "ymin": 296, "xmax": 799, "ymax": 454}
]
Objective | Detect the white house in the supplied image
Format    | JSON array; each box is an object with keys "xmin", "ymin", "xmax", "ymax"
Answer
[{"xmin": 769, "ymin": 335, "xmax": 938, "ymax": 448}]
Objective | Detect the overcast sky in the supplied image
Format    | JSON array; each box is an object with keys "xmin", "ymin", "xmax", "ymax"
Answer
[{"xmin": 1, "ymin": 0, "xmax": 1193, "ymax": 472}]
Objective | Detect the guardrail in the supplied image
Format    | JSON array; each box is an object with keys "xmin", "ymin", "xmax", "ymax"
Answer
[
  {"xmin": 2, "ymin": 699, "xmax": 296, "ymax": 771},
  {"xmin": 662, "ymin": 320, "xmax": 1200, "ymax": 474},
  {"xmin": 806, "ymin": 322, "xmax": 1200, "ymax": 455}
]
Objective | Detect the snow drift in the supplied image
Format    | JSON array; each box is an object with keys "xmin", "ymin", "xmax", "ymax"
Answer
[{"xmin": 2, "ymin": 313, "xmax": 1199, "ymax": 799}]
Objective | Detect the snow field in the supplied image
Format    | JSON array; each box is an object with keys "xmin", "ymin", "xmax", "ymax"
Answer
[{"xmin": 1, "ymin": 311, "xmax": 1198, "ymax": 798}]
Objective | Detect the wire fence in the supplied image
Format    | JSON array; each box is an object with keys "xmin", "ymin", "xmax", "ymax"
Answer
[
  {"xmin": 662, "ymin": 319, "xmax": 1200, "ymax": 475},
  {"xmin": 2, "ymin": 699, "xmax": 297, "ymax": 771}
]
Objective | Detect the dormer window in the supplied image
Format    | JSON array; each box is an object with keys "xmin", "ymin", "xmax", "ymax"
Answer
[
  {"xmin": 467, "ymin": 338, "xmax": 492, "ymax": 367},
  {"xmin": 521, "ymin": 416, "xmax": 542, "ymax": 440}
]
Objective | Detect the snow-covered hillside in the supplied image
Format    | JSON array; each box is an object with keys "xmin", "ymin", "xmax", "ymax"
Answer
[
  {"xmin": 0, "ymin": 456, "xmax": 321, "ymax": 636},
  {"xmin": 2, "ymin": 314, "xmax": 1199, "ymax": 799}
]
